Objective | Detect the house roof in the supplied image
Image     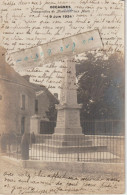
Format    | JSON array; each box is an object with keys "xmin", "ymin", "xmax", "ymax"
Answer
[
  {"xmin": 28, "ymin": 82, "xmax": 59, "ymax": 103},
  {"xmin": 0, "ymin": 48, "xmax": 33, "ymax": 88},
  {"xmin": 0, "ymin": 46, "xmax": 59, "ymax": 103}
]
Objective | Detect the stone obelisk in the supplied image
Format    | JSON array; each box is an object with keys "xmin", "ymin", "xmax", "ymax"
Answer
[
  {"xmin": 54, "ymin": 57, "xmax": 82, "ymax": 136},
  {"xmin": 44, "ymin": 57, "xmax": 108, "ymax": 155}
]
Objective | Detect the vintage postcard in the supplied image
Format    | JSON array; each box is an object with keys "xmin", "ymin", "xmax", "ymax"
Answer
[{"xmin": 0, "ymin": 0, "xmax": 125, "ymax": 194}]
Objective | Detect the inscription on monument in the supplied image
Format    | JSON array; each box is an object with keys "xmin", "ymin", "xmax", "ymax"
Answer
[
  {"xmin": 56, "ymin": 110, "xmax": 65, "ymax": 127},
  {"xmin": 68, "ymin": 111, "xmax": 80, "ymax": 127}
]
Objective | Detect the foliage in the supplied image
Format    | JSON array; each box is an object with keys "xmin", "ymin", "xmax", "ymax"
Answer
[
  {"xmin": 76, "ymin": 52, "xmax": 124, "ymax": 120},
  {"xmin": 46, "ymin": 104, "xmax": 57, "ymax": 121},
  {"xmin": 46, "ymin": 52, "xmax": 124, "ymax": 121}
]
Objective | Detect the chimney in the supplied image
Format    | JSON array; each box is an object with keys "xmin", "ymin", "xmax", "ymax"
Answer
[{"xmin": 54, "ymin": 93, "xmax": 58, "ymax": 99}]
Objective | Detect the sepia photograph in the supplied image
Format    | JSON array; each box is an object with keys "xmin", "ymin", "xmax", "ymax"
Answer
[{"xmin": 0, "ymin": 0, "xmax": 125, "ymax": 194}]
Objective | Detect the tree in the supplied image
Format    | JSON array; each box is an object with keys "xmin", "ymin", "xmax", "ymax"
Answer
[
  {"xmin": 46, "ymin": 52, "xmax": 124, "ymax": 121},
  {"xmin": 77, "ymin": 52, "xmax": 124, "ymax": 120},
  {"xmin": 46, "ymin": 103, "xmax": 57, "ymax": 121}
]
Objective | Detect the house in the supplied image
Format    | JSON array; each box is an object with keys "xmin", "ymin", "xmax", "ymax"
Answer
[{"xmin": 0, "ymin": 46, "xmax": 58, "ymax": 135}]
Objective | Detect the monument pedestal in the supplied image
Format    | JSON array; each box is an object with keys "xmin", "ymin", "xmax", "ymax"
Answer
[
  {"xmin": 37, "ymin": 57, "xmax": 87, "ymax": 153},
  {"xmin": 54, "ymin": 104, "xmax": 82, "ymax": 135},
  {"xmin": 51, "ymin": 57, "xmax": 84, "ymax": 152}
]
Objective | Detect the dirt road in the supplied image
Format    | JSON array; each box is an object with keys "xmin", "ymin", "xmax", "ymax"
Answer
[{"xmin": 0, "ymin": 156, "xmax": 125, "ymax": 194}]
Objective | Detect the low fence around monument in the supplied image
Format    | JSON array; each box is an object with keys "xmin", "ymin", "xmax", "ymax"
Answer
[
  {"xmin": 0, "ymin": 134, "xmax": 22, "ymax": 160},
  {"xmin": 1, "ymin": 133, "xmax": 124, "ymax": 163},
  {"xmin": 0, "ymin": 120, "xmax": 124, "ymax": 163},
  {"xmin": 28, "ymin": 134, "xmax": 124, "ymax": 163}
]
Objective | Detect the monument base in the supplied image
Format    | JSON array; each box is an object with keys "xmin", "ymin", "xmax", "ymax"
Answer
[
  {"xmin": 54, "ymin": 127, "xmax": 83, "ymax": 135},
  {"xmin": 40, "ymin": 134, "xmax": 107, "ymax": 154}
]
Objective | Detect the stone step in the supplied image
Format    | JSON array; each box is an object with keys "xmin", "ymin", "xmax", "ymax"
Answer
[
  {"xmin": 32, "ymin": 144, "xmax": 107, "ymax": 154},
  {"xmin": 29, "ymin": 151, "xmax": 120, "ymax": 162},
  {"xmin": 29, "ymin": 150, "xmax": 120, "ymax": 163},
  {"xmin": 51, "ymin": 134, "xmax": 89, "ymax": 142},
  {"xmin": 44, "ymin": 139, "xmax": 93, "ymax": 146}
]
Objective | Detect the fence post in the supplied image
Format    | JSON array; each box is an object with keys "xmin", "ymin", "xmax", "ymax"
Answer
[
  {"xmin": 21, "ymin": 133, "xmax": 29, "ymax": 160},
  {"xmin": 95, "ymin": 121, "xmax": 96, "ymax": 135},
  {"xmin": 112, "ymin": 121, "xmax": 114, "ymax": 136},
  {"xmin": 0, "ymin": 133, "xmax": 7, "ymax": 153},
  {"xmin": 77, "ymin": 137, "xmax": 79, "ymax": 161}
]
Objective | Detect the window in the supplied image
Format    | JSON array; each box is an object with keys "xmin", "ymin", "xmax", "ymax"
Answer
[
  {"xmin": 21, "ymin": 95, "xmax": 25, "ymax": 110},
  {"xmin": 35, "ymin": 99, "xmax": 38, "ymax": 114}
]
